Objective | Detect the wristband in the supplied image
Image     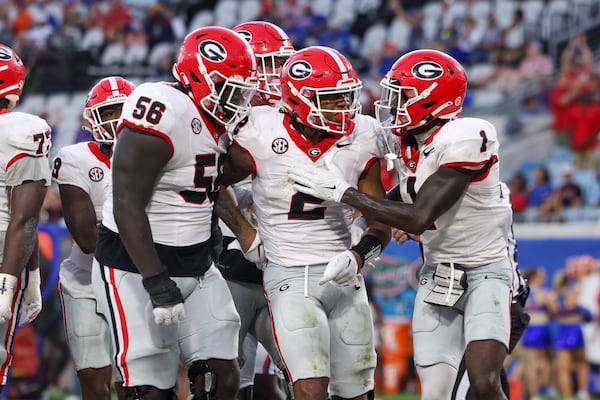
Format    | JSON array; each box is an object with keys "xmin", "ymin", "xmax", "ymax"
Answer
[
  {"xmin": 351, "ymin": 235, "xmax": 383, "ymax": 266},
  {"xmin": 142, "ymin": 268, "xmax": 183, "ymax": 307}
]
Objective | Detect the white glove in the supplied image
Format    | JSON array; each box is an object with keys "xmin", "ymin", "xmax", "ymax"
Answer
[
  {"xmin": 320, "ymin": 250, "xmax": 359, "ymax": 286},
  {"xmin": 244, "ymin": 231, "xmax": 266, "ymax": 264},
  {"xmin": 152, "ymin": 303, "xmax": 186, "ymax": 326},
  {"xmin": 19, "ymin": 268, "xmax": 42, "ymax": 325},
  {"xmin": 289, "ymin": 162, "xmax": 351, "ymax": 202},
  {"xmin": 0, "ymin": 273, "xmax": 17, "ymax": 324}
]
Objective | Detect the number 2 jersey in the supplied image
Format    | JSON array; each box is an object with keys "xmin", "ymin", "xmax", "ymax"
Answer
[
  {"xmin": 97, "ymin": 82, "xmax": 229, "ymax": 276},
  {"xmin": 415, "ymin": 117, "xmax": 511, "ymax": 267},
  {"xmin": 233, "ymin": 106, "xmax": 384, "ymax": 267},
  {"xmin": 52, "ymin": 142, "xmax": 110, "ymax": 298},
  {"xmin": 0, "ymin": 111, "xmax": 51, "ymax": 231}
]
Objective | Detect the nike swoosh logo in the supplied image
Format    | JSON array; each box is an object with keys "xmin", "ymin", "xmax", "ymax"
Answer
[
  {"xmin": 324, "ymin": 185, "xmax": 336, "ymax": 190},
  {"xmin": 336, "ymin": 142, "xmax": 351, "ymax": 148},
  {"xmin": 423, "ymin": 147, "xmax": 435, "ymax": 156}
]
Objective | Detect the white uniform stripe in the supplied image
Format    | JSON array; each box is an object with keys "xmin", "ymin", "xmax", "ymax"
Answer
[
  {"xmin": 320, "ymin": 46, "xmax": 349, "ymax": 80},
  {"xmin": 108, "ymin": 76, "xmax": 120, "ymax": 96}
]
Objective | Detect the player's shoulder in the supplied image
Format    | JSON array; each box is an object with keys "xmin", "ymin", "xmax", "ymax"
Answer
[
  {"xmin": 437, "ymin": 117, "xmax": 497, "ymax": 143},
  {"xmin": 56, "ymin": 141, "xmax": 94, "ymax": 161},
  {"xmin": 128, "ymin": 82, "xmax": 188, "ymax": 108},
  {"xmin": 0, "ymin": 111, "xmax": 51, "ymax": 135},
  {"xmin": 233, "ymin": 105, "xmax": 283, "ymax": 139}
]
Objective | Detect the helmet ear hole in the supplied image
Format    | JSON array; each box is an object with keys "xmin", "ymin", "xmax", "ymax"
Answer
[{"xmin": 422, "ymin": 102, "xmax": 435, "ymax": 109}]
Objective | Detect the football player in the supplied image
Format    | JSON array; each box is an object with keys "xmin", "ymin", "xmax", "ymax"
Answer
[
  {"xmin": 52, "ymin": 76, "xmax": 135, "ymax": 400},
  {"xmin": 222, "ymin": 46, "xmax": 391, "ymax": 400},
  {"xmin": 0, "ymin": 43, "xmax": 51, "ymax": 391},
  {"xmin": 218, "ymin": 20, "xmax": 296, "ymax": 400},
  {"xmin": 290, "ymin": 49, "xmax": 514, "ymax": 400},
  {"xmin": 90, "ymin": 27, "xmax": 259, "ymax": 400}
]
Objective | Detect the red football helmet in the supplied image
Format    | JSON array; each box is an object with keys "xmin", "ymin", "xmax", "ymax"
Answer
[
  {"xmin": 0, "ymin": 43, "xmax": 26, "ymax": 109},
  {"xmin": 375, "ymin": 49, "xmax": 467, "ymax": 131},
  {"xmin": 172, "ymin": 26, "xmax": 258, "ymax": 126},
  {"xmin": 280, "ymin": 46, "xmax": 362, "ymax": 135},
  {"xmin": 233, "ymin": 21, "xmax": 295, "ymax": 105},
  {"xmin": 83, "ymin": 76, "xmax": 135, "ymax": 143}
]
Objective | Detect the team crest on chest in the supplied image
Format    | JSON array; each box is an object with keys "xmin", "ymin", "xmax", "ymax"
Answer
[
  {"xmin": 308, "ymin": 148, "xmax": 321, "ymax": 157},
  {"xmin": 191, "ymin": 118, "xmax": 202, "ymax": 134},
  {"xmin": 408, "ymin": 160, "xmax": 416, "ymax": 169},
  {"xmin": 272, "ymin": 138, "xmax": 288, "ymax": 154},
  {"xmin": 89, "ymin": 167, "xmax": 104, "ymax": 182}
]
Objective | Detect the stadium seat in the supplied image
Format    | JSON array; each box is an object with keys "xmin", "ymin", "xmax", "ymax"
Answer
[
  {"xmin": 147, "ymin": 42, "xmax": 175, "ymax": 67},
  {"xmin": 79, "ymin": 27, "xmax": 105, "ymax": 51},
  {"xmin": 494, "ymin": 0, "xmax": 518, "ymax": 28},
  {"xmin": 331, "ymin": 0, "xmax": 357, "ymax": 28},
  {"xmin": 521, "ymin": 0, "xmax": 544, "ymax": 23},
  {"xmin": 123, "ymin": 44, "xmax": 149, "ymax": 66},
  {"xmin": 311, "ymin": 0, "xmax": 333, "ymax": 19},
  {"xmin": 99, "ymin": 43, "xmax": 126, "ymax": 66},
  {"xmin": 469, "ymin": 1, "xmax": 492, "ymax": 20},
  {"xmin": 239, "ymin": 0, "xmax": 262, "ymax": 23},
  {"xmin": 18, "ymin": 94, "xmax": 47, "ymax": 114},
  {"xmin": 214, "ymin": 0, "xmax": 239, "ymax": 28},
  {"xmin": 188, "ymin": 10, "xmax": 214, "ymax": 31},
  {"xmin": 387, "ymin": 17, "xmax": 411, "ymax": 52},
  {"xmin": 359, "ymin": 23, "xmax": 387, "ymax": 60},
  {"xmin": 441, "ymin": 1, "xmax": 467, "ymax": 28},
  {"xmin": 47, "ymin": 93, "xmax": 70, "ymax": 112}
]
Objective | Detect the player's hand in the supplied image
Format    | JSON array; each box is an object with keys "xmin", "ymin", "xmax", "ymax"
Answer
[
  {"xmin": 289, "ymin": 162, "xmax": 351, "ymax": 202},
  {"xmin": 320, "ymin": 250, "xmax": 359, "ymax": 286},
  {"xmin": 19, "ymin": 268, "xmax": 42, "ymax": 325},
  {"xmin": 142, "ymin": 269, "xmax": 185, "ymax": 325},
  {"xmin": 243, "ymin": 230, "xmax": 266, "ymax": 264},
  {"xmin": 0, "ymin": 273, "xmax": 17, "ymax": 324}
]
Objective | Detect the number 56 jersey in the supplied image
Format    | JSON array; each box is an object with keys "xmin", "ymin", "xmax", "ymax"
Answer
[
  {"xmin": 102, "ymin": 82, "xmax": 229, "ymax": 247},
  {"xmin": 233, "ymin": 106, "xmax": 383, "ymax": 267}
]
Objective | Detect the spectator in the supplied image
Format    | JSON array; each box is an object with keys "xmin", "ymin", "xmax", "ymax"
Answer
[
  {"xmin": 503, "ymin": 8, "xmax": 525, "ymax": 50},
  {"xmin": 538, "ymin": 163, "xmax": 584, "ymax": 221},
  {"xmin": 529, "ymin": 166, "xmax": 554, "ymax": 208},
  {"xmin": 507, "ymin": 172, "xmax": 530, "ymax": 220},
  {"xmin": 449, "ymin": 16, "xmax": 483, "ymax": 65},
  {"xmin": 553, "ymin": 271, "xmax": 591, "ymax": 400},
  {"xmin": 519, "ymin": 41, "xmax": 553, "ymax": 89},
  {"xmin": 143, "ymin": 3, "xmax": 175, "ymax": 48},
  {"xmin": 521, "ymin": 267, "xmax": 557, "ymax": 400},
  {"xmin": 566, "ymin": 84, "xmax": 600, "ymax": 170},
  {"xmin": 476, "ymin": 13, "xmax": 503, "ymax": 62}
]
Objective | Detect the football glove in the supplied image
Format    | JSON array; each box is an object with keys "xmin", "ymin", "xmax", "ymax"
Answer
[
  {"xmin": 289, "ymin": 162, "xmax": 351, "ymax": 202},
  {"xmin": 142, "ymin": 269, "xmax": 185, "ymax": 325},
  {"xmin": 0, "ymin": 273, "xmax": 17, "ymax": 324},
  {"xmin": 320, "ymin": 250, "xmax": 359, "ymax": 286},
  {"xmin": 243, "ymin": 231, "xmax": 266, "ymax": 264},
  {"xmin": 19, "ymin": 268, "xmax": 42, "ymax": 325}
]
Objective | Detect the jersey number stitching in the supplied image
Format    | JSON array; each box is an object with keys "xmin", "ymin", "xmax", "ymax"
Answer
[
  {"xmin": 179, "ymin": 154, "xmax": 222, "ymax": 204},
  {"xmin": 288, "ymin": 192, "xmax": 326, "ymax": 220},
  {"xmin": 132, "ymin": 96, "xmax": 166, "ymax": 124}
]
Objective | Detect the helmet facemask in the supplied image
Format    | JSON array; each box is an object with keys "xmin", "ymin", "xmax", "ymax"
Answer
[
  {"xmin": 256, "ymin": 51, "xmax": 294, "ymax": 103},
  {"xmin": 200, "ymin": 69, "xmax": 257, "ymax": 126},
  {"xmin": 293, "ymin": 81, "xmax": 362, "ymax": 135},
  {"xmin": 376, "ymin": 78, "xmax": 441, "ymax": 131},
  {"xmin": 84, "ymin": 98, "xmax": 126, "ymax": 143}
]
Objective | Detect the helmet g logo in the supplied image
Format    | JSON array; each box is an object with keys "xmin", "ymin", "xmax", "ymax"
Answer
[
  {"xmin": 288, "ymin": 61, "xmax": 312, "ymax": 80},
  {"xmin": 0, "ymin": 48, "xmax": 12, "ymax": 60},
  {"xmin": 199, "ymin": 40, "xmax": 227, "ymax": 62},
  {"xmin": 412, "ymin": 62, "xmax": 443, "ymax": 80},
  {"xmin": 236, "ymin": 30, "xmax": 252, "ymax": 43}
]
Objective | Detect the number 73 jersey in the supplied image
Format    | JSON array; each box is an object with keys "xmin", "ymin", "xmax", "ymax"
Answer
[
  {"xmin": 102, "ymin": 82, "xmax": 229, "ymax": 247},
  {"xmin": 416, "ymin": 117, "xmax": 512, "ymax": 266},
  {"xmin": 0, "ymin": 111, "xmax": 51, "ymax": 229},
  {"xmin": 233, "ymin": 106, "xmax": 383, "ymax": 267}
]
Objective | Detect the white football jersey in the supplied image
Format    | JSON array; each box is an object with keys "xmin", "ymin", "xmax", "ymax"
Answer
[
  {"xmin": 0, "ymin": 111, "xmax": 51, "ymax": 230},
  {"xmin": 102, "ymin": 82, "xmax": 228, "ymax": 246},
  {"xmin": 52, "ymin": 142, "xmax": 111, "ymax": 298},
  {"xmin": 416, "ymin": 118, "xmax": 511, "ymax": 267},
  {"xmin": 234, "ymin": 106, "xmax": 383, "ymax": 267}
]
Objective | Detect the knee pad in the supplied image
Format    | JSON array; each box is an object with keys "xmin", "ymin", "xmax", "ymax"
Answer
[
  {"xmin": 123, "ymin": 386, "xmax": 177, "ymax": 400},
  {"xmin": 188, "ymin": 360, "xmax": 217, "ymax": 400}
]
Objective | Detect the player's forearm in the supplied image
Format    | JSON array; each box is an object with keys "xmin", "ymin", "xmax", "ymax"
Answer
[
  {"xmin": 2, "ymin": 216, "xmax": 39, "ymax": 276},
  {"xmin": 342, "ymin": 188, "xmax": 431, "ymax": 235},
  {"xmin": 214, "ymin": 187, "xmax": 255, "ymax": 250}
]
